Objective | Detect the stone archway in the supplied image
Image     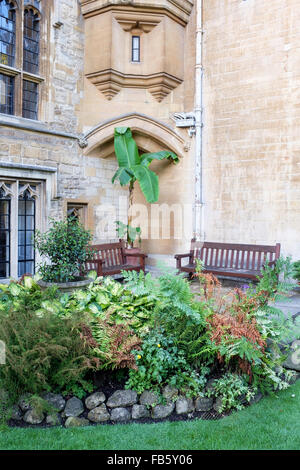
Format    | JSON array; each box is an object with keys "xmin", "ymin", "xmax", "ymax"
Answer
[{"xmin": 83, "ymin": 113, "xmax": 193, "ymax": 262}]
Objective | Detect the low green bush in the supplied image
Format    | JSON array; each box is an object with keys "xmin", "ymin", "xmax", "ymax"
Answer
[
  {"xmin": 35, "ymin": 217, "xmax": 93, "ymax": 282},
  {"xmin": 0, "ymin": 281, "xmax": 97, "ymax": 401}
]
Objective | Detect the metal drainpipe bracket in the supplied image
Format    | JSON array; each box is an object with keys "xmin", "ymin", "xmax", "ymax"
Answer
[{"xmin": 171, "ymin": 112, "xmax": 196, "ymax": 137}]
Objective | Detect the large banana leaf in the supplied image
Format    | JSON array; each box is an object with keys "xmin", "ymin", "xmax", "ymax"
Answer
[
  {"xmin": 112, "ymin": 127, "xmax": 178, "ymax": 203},
  {"xmin": 131, "ymin": 165, "xmax": 159, "ymax": 203},
  {"xmin": 112, "ymin": 167, "xmax": 133, "ymax": 186},
  {"xmin": 114, "ymin": 127, "xmax": 140, "ymax": 168},
  {"xmin": 140, "ymin": 150, "xmax": 179, "ymax": 167}
]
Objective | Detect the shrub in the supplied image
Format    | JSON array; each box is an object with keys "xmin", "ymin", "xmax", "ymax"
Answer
[
  {"xmin": 0, "ymin": 297, "xmax": 98, "ymax": 401},
  {"xmin": 207, "ymin": 372, "xmax": 256, "ymax": 413},
  {"xmin": 35, "ymin": 217, "xmax": 93, "ymax": 282},
  {"xmin": 126, "ymin": 328, "xmax": 208, "ymax": 396},
  {"xmin": 292, "ymin": 260, "xmax": 300, "ymax": 282}
]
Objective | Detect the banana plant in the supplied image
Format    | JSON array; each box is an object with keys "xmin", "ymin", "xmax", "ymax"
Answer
[{"xmin": 112, "ymin": 127, "xmax": 179, "ymax": 206}]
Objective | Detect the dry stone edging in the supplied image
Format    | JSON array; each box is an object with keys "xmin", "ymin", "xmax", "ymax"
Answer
[{"xmin": 7, "ymin": 371, "xmax": 300, "ymax": 428}]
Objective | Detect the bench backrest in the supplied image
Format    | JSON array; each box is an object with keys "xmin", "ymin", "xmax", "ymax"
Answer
[
  {"xmin": 191, "ymin": 240, "xmax": 281, "ymax": 271},
  {"xmin": 89, "ymin": 241, "xmax": 125, "ymax": 267}
]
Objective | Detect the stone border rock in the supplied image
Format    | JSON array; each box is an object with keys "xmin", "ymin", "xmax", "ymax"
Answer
[{"xmin": 8, "ymin": 373, "xmax": 300, "ymax": 428}]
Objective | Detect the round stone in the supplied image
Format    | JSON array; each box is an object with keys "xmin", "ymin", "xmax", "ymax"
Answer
[
  {"xmin": 132, "ymin": 404, "xmax": 150, "ymax": 420},
  {"xmin": 107, "ymin": 390, "xmax": 137, "ymax": 408},
  {"xmin": 64, "ymin": 397, "xmax": 84, "ymax": 417},
  {"xmin": 195, "ymin": 397, "xmax": 213, "ymax": 411},
  {"xmin": 151, "ymin": 403, "xmax": 175, "ymax": 419},
  {"xmin": 85, "ymin": 392, "xmax": 106, "ymax": 410},
  {"xmin": 65, "ymin": 417, "xmax": 89, "ymax": 428},
  {"xmin": 175, "ymin": 396, "xmax": 194, "ymax": 415},
  {"xmin": 42, "ymin": 393, "xmax": 66, "ymax": 412},
  {"xmin": 46, "ymin": 413, "xmax": 61, "ymax": 426},
  {"xmin": 23, "ymin": 409, "xmax": 44, "ymax": 425},
  {"xmin": 110, "ymin": 407, "xmax": 131, "ymax": 422},
  {"xmin": 162, "ymin": 385, "xmax": 178, "ymax": 401},
  {"xmin": 139, "ymin": 391, "xmax": 159, "ymax": 406},
  {"xmin": 87, "ymin": 404, "xmax": 110, "ymax": 423}
]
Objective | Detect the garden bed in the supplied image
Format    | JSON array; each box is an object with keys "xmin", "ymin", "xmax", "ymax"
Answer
[{"xmin": 0, "ymin": 258, "xmax": 299, "ymax": 430}]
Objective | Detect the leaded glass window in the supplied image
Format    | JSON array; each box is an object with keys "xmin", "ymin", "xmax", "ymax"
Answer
[
  {"xmin": 22, "ymin": 79, "xmax": 38, "ymax": 119},
  {"xmin": 0, "ymin": 0, "xmax": 15, "ymax": 67},
  {"xmin": 23, "ymin": 7, "xmax": 40, "ymax": 74},
  {"xmin": 0, "ymin": 72, "xmax": 13, "ymax": 114},
  {"xmin": 18, "ymin": 186, "xmax": 36, "ymax": 276},
  {"xmin": 0, "ymin": 185, "xmax": 10, "ymax": 278}
]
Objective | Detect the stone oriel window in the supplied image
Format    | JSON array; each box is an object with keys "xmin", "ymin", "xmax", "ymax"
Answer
[
  {"xmin": 0, "ymin": 179, "xmax": 41, "ymax": 279},
  {"xmin": 0, "ymin": 0, "xmax": 43, "ymax": 120}
]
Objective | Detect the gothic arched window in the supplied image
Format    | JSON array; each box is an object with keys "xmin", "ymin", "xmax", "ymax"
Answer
[
  {"xmin": 0, "ymin": 0, "xmax": 16, "ymax": 67},
  {"xmin": 23, "ymin": 7, "xmax": 40, "ymax": 74},
  {"xmin": 0, "ymin": 0, "xmax": 43, "ymax": 120}
]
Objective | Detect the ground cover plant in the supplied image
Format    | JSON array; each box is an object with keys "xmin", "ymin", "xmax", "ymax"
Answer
[{"xmin": 0, "ymin": 257, "xmax": 298, "ymax": 425}]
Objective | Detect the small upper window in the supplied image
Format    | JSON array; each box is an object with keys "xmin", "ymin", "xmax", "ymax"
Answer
[
  {"xmin": 132, "ymin": 35, "xmax": 140, "ymax": 63},
  {"xmin": 23, "ymin": 7, "xmax": 40, "ymax": 74},
  {"xmin": 0, "ymin": 0, "xmax": 16, "ymax": 67}
]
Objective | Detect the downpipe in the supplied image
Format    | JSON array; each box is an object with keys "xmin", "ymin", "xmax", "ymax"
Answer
[{"xmin": 194, "ymin": 0, "xmax": 204, "ymax": 241}]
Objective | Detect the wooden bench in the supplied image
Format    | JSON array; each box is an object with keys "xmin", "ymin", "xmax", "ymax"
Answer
[
  {"xmin": 84, "ymin": 240, "xmax": 147, "ymax": 277},
  {"xmin": 175, "ymin": 240, "xmax": 281, "ymax": 281}
]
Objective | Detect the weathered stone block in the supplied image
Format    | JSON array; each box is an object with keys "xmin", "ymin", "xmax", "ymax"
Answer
[
  {"xmin": 85, "ymin": 392, "xmax": 106, "ymax": 410},
  {"xmin": 139, "ymin": 391, "xmax": 159, "ymax": 406},
  {"xmin": 64, "ymin": 397, "xmax": 84, "ymax": 417},
  {"xmin": 132, "ymin": 404, "xmax": 150, "ymax": 420},
  {"xmin": 107, "ymin": 390, "xmax": 137, "ymax": 408},
  {"xmin": 110, "ymin": 407, "xmax": 131, "ymax": 422},
  {"xmin": 195, "ymin": 397, "xmax": 213, "ymax": 412},
  {"xmin": 175, "ymin": 396, "xmax": 194, "ymax": 415},
  {"xmin": 151, "ymin": 403, "xmax": 175, "ymax": 420},
  {"xmin": 88, "ymin": 404, "xmax": 110, "ymax": 423},
  {"xmin": 65, "ymin": 417, "xmax": 89, "ymax": 428}
]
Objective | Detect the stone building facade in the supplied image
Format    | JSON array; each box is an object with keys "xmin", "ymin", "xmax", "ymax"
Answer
[{"xmin": 0, "ymin": 0, "xmax": 299, "ymax": 281}]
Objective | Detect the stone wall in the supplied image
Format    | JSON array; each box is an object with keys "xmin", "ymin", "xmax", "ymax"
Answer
[{"xmin": 202, "ymin": 0, "xmax": 300, "ymax": 259}]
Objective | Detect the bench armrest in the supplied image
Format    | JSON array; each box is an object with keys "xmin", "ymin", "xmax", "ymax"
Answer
[
  {"xmin": 174, "ymin": 253, "xmax": 191, "ymax": 259},
  {"xmin": 174, "ymin": 251, "xmax": 193, "ymax": 269},
  {"xmin": 84, "ymin": 258, "xmax": 104, "ymax": 276}
]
